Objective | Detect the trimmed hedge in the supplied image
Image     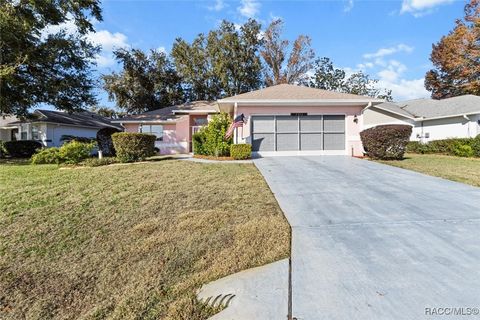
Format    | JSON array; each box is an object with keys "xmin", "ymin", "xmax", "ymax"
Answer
[
  {"xmin": 360, "ymin": 125, "xmax": 412, "ymax": 160},
  {"xmin": 111, "ymin": 132, "xmax": 156, "ymax": 163},
  {"xmin": 3, "ymin": 140, "xmax": 43, "ymax": 158},
  {"xmin": 230, "ymin": 144, "xmax": 252, "ymax": 160},
  {"xmin": 407, "ymin": 135, "xmax": 480, "ymax": 157}
]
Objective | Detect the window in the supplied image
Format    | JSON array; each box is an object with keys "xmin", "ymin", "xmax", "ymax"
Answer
[
  {"xmin": 194, "ymin": 117, "xmax": 208, "ymax": 126},
  {"xmin": 32, "ymin": 125, "xmax": 40, "ymax": 140},
  {"xmin": 140, "ymin": 124, "xmax": 163, "ymax": 141}
]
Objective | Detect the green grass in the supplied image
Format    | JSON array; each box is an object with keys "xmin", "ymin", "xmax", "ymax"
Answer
[
  {"xmin": 0, "ymin": 160, "xmax": 290, "ymax": 320},
  {"xmin": 377, "ymin": 153, "xmax": 480, "ymax": 187}
]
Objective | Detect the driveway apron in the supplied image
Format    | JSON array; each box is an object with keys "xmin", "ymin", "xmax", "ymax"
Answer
[{"xmin": 254, "ymin": 156, "xmax": 480, "ymax": 320}]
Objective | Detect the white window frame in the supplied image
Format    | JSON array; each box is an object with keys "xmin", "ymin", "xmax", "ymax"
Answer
[{"xmin": 139, "ymin": 124, "xmax": 164, "ymax": 141}]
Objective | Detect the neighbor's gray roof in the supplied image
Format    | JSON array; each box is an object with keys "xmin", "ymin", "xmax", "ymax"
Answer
[
  {"xmin": 9, "ymin": 110, "xmax": 122, "ymax": 129},
  {"xmin": 374, "ymin": 95, "xmax": 480, "ymax": 120},
  {"xmin": 219, "ymin": 84, "xmax": 383, "ymax": 102},
  {"xmin": 114, "ymin": 101, "xmax": 218, "ymax": 122}
]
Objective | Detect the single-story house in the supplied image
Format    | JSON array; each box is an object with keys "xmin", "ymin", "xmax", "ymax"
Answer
[
  {"xmin": 5, "ymin": 110, "xmax": 122, "ymax": 147},
  {"xmin": 113, "ymin": 84, "xmax": 384, "ymax": 156},
  {"xmin": 363, "ymin": 95, "xmax": 480, "ymax": 143},
  {"xmin": 0, "ymin": 115, "xmax": 19, "ymax": 142}
]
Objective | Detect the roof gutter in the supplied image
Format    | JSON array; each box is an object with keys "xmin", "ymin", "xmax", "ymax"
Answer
[{"xmin": 413, "ymin": 111, "xmax": 480, "ymax": 122}]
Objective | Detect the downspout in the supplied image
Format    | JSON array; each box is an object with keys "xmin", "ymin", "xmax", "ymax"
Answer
[
  {"xmin": 463, "ymin": 114, "xmax": 471, "ymax": 138},
  {"xmin": 234, "ymin": 102, "xmax": 238, "ymax": 144}
]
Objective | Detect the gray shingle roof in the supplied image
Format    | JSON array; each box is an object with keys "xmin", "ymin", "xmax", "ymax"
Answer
[
  {"xmin": 9, "ymin": 110, "xmax": 122, "ymax": 129},
  {"xmin": 374, "ymin": 95, "xmax": 480, "ymax": 120},
  {"xmin": 114, "ymin": 101, "xmax": 218, "ymax": 122}
]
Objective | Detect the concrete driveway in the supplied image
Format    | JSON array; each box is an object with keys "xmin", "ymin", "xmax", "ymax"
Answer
[{"xmin": 254, "ymin": 156, "xmax": 480, "ymax": 320}]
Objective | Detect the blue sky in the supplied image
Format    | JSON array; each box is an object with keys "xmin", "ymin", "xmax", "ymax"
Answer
[{"xmin": 82, "ymin": 0, "xmax": 467, "ymax": 105}]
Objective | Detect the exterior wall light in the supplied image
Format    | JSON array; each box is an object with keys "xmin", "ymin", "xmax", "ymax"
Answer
[{"xmin": 353, "ymin": 115, "xmax": 358, "ymax": 124}]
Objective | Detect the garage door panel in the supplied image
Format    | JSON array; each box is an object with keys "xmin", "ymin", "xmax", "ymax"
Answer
[
  {"xmin": 324, "ymin": 133, "xmax": 345, "ymax": 150},
  {"xmin": 252, "ymin": 116, "xmax": 275, "ymax": 132},
  {"xmin": 276, "ymin": 133, "xmax": 298, "ymax": 151},
  {"xmin": 300, "ymin": 133, "xmax": 322, "ymax": 150},
  {"xmin": 252, "ymin": 133, "xmax": 275, "ymax": 151},
  {"xmin": 324, "ymin": 115, "xmax": 345, "ymax": 132},
  {"xmin": 300, "ymin": 115, "xmax": 322, "ymax": 132},
  {"xmin": 276, "ymin": 116, "xmax": 298, "ymax": 133}
]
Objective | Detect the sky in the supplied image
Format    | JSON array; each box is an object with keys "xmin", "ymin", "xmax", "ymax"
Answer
[{"xmin": 80, "ymin": 0, "xmax": 468, "ymax": 106}]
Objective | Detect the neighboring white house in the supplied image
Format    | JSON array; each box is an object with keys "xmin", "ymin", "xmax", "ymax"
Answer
[
  {"xmin": 363, "ymin": 95, "xmax": 480, "ymax": 143},
  {"xmin": 0, "ymin": 115, "xmax": 19, "ymax": 142},
  {"xmin": 4, "ymin": 110, "xmax": 122, "ymax": 147}
]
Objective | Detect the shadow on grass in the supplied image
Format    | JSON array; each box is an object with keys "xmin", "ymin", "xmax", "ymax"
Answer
[{"xmin": 0, "ymin": 158, "xmax": 31, "ymax": 165}]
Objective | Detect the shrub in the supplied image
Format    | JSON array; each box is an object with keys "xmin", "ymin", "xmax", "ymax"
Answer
[
  {"xmin": 31, "ymin": 147, "xmax": 61, "ymax": 164},
  {"xmin": 58, "ymin": 141, "xmax": 96, "ymax": 164},
  {"xmin": 192, "ymin": 130, "xmax": 208, "ymax": 155},
  {"xmin": 97, "ymin": 127, "xmax": 121, "ymax": 157},
  {"xmin": 81, "ymin": 157, "xmax": 118, "ymax": 167},
  {"xmin": 3, "ymin": 140, "xmax": 43, "ymax": 158},
  {"xmin": 230, "ymin": 144, "xmax": 252, "ymax": 160},
  {"xmin": 472, "ymin": 135, "xmax": 480, "ymax": 157},
  {"xmin": 360, "ymin": 125, "xmax": 412, "ymax": 160},
  {"xmin": 0, "ymin": 141, "xmax": 7, "ymax": 158},
  {"xmin": 111, "ymin": 132, "xmax": 156, "ymax": 163},
  {"xmin": 407, "ymin": 137, "xmax": 480, "ymax": 157},
  {"xmin": 202, "ymin": 113, "xmax": 232, "ymax": 157},
  {"xmin": 453, "ymin": 144, "xmax": 474, "ymax": 157}
]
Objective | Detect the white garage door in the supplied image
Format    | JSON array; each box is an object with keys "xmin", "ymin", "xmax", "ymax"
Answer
[{"xmin": 251, "ymin": 114, "xmax": 345, "ymax": 152}]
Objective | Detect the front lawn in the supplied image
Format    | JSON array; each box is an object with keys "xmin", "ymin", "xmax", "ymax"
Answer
[
  {"xmin": 0, "ymin": 160, "xmax": 290, "ymax": 319},
  {"xmin": 376, "ymin": 153, "xmax": 480, "ymax": 187}
]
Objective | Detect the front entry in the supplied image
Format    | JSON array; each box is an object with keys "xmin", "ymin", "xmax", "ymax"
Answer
[{"xmin": 251, "ymin": 115, "xmax": 345, "ymax": 153}]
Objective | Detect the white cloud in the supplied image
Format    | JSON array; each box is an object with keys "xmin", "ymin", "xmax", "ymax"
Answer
[
  {"xmin": 344, "ymin": 0, "xmax": 354, "ymax": 12},
  {"xmin": 378, "ymin": 78, "xmax": 429, "ymax": 100},
  {"xmin": 400, "ymin": 0, "xmax": 454, "ymax": 16},
  {"xmin": 40, "ymin": 17, "xmax": 129, "ymax": 68},
  {"xmin": 208, "ymin": 0, "xmax": 225, "ymax": 11},
  {"xmin": 87, "ymin": 30, "xmax": 129, "ymax": 67},
  {"xmin": 87, "ymin": 30, "xmax": 128, "ymax": 52},
  {"xmin": 238, "ymin": 0, "xmax": 261, "ymax": 18},
  {"xmin": 156, "ymin": 46, "xmax": 167, "ymax": 54},
  {"xmin": 363, "ymin": 44, "xmax": 413, "ymax": 59}
]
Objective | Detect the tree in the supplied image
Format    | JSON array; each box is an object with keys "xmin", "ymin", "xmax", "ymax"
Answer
[
  {"xmin": 102, "ymin": 48, "xmax": 185, "ymax": 114},
  {"xmin": 0, "ymin": 0, "xmax": 102, "ymax": 116},
  {"xmin": 89, "ymin": 106, "xmax": 126, "ymax": 119},
  {"xmin": 425, "ymin": 0, "xmax": 480, "ymax": 99},
  {"xmin": 172, "ymin": 19, "xmax": 263, "ymax": 100},
  {"xmin": 309, "ymin": 57, "xmax": 393, "ymax": 101},
  {"xmin": 260, "ymin": 19, "xmax": 315, "ymax": 86}
]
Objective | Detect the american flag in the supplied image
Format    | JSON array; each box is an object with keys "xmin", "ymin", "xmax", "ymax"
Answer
[{"xmin": 225, "ymin": 114, "xmax": 245, "ymax": 139}]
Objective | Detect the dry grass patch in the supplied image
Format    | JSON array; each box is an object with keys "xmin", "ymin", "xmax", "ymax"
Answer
[
  {"xmin": 376, "ymin": 153, "xmax": 480, "ymax": 187},
  {"xmin": 0, "ymin": 160, "xmax": 290, "ymax": 320}
]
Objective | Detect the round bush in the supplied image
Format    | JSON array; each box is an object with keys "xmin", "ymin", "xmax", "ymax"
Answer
[
  {"xmin": 230, "ymin": 144, "xmax": 252, "ymax": 160},
  {"xmin": 111, "ymin": 132, "xmax": 156, "ymax": 163},
  {"xmin": 360, "ymin": 125, "xmax": 412, "ymax": 160},
  {"xmin": 31, "ymin": 147, "xmax": 60, "ymax": 164},
  {"xmin": 3, "ymin": 140, "xmax": 43, "ymax": 158}
]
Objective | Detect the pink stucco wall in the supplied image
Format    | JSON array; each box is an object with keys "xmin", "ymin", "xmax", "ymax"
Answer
[
  {"xmin": 235, "ymin": 105, "xmax": 366, "ymax": 156},
  {"xmin": 120, "ymin": 120, "xmax": 189, "ymax": 154}
]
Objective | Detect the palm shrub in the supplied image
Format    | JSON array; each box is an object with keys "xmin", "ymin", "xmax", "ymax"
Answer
[
  {"xmin": 202, "ymin": 113, "xmax": 232, "ymax": 157},
  {"xmin": 360, "ymin": 125, "xmax": 412, "ymax": 160},
  {"xmin": 112, "ymin": 132, "xmax": 156, "ymax": 162}
]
